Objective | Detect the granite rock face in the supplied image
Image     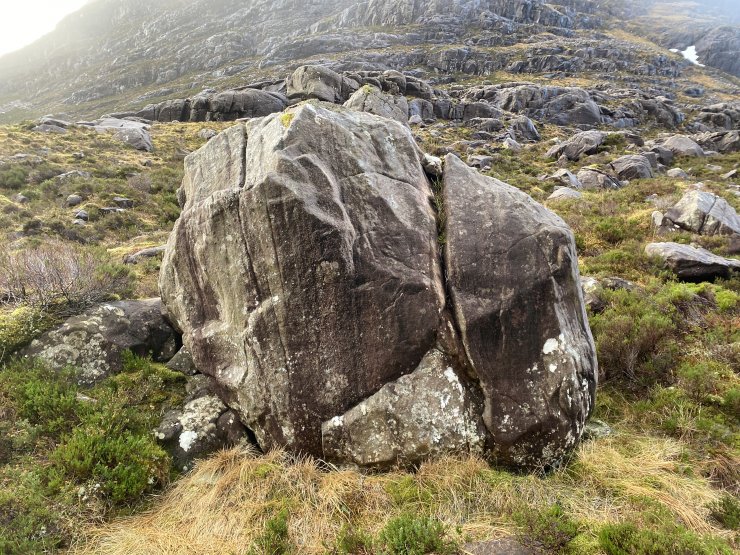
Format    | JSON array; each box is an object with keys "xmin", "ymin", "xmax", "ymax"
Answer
[
  {"xmin": 664, "ymin": 190, "xmax": 740, "ymax": 237},
  {"xmin": 646, "ymin": 242, "xmax": 740, "ymax": 280},
  {"xmin": 159, "ymin": 104, "xmax": 597, "ymax": 470},
  {"xmin": 23, "ymin": 299, "xmax": 178, "ymax": 384}
]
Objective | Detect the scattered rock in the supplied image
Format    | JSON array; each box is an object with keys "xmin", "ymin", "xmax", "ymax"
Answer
[
  {"xmin": 667, "ymin": 168, "xmax": 689, "ymax": 179},
  {"xmin": 112, "ymin": 196, "xmax": 134, "ymax": 209},
  {"xmin": 74, "ymin": 209, "xmax": 89, "ymax": 221},
  {"xmin": 609, "ymin": 154, "xmax": 654, "ymax": 180},
  {"xmin": 463, "ymin": 538, "xmax": 541, "ymax": 555},
  {"xmin": 664, "ymin": 190, "xmax": 740, "ymax": 236},
  {"xmin": 503, "ymin": 137, "xmax": 522, "ymax": 152},
  {"xmin": 577, "ymin": 168, "xmax": 622, "ymax": 190},
  {"xmin": 546, "ymin": 130, "xmax": 604, "ymax": 161},
  {"xmin": 645, "ymin": 242, "xmax": 740, "ymax": 280},
  {"xmin": 66, "ymin": 194, "xmax": 83, "ymax": 207},
  {"xmin": 12, "ymin": 193, "xmax": 29, "ymax": 204},
  {"xmin": 582, "ymin": 419, "xmax": 613, "ymax": 441},
  {"xmin": 662, "ymin": 135, "xmax": 705, "ymax": 157},
  {"xmin": 198, "ymin": 128, "xmax": 218, "ymax": 140},
  {"xmin": 422, "ymin": 153, "xmax": 443, "ymax": 177},
  {"xmin": 547, "ymin": 187, "xmax": 582, "ymax": 201},
  {"xmin": 287, "ymin": 64, "xmax": 359, "ymax": 103},
  {"xmin": 166, "ymin": 346, "xmax": 199, "ymax": 376},
  {"xmin": 550, "ymin": 169, "xmax": 582, "ymax": 189},
  {"xmin": 123, "ymin": 245, "xmax": 166, "ymax": 264},
  {"xmin": 508, "ymin": 116, "xmax": 540, "ymax": 142}
]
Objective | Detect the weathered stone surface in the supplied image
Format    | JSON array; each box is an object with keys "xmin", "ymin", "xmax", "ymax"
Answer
[
  {"xmin": 546, "ymin": 130, "xmax": 604, "ymax": 161},
  {"xmin": 123, "ymin": 245, "xmax": 167, "ymax": 264},
  {"xmin": 344, "ymin": 85, "xmax": 408, "ymax": 124},
  {"xmin": 166, "ymin": 346, "xmax": 199, "ymax": 376},
  {"xmin": 645, "ymin": 242, "xmax": 740, "ymax": 280},
  {"xmin": 23, "ymin": 299, "xmax": 178, "ymax": 384},
  {"xmin": 159, "ymin": 105, "xmax": 597, "ymax": 470},
  {"xmin": 694, "ymin": 130, "xmax": 740, "ymax": 154},
  {"xmin": 161, "ymin": 103, "xmax": 444, "ymax": 458},
  {"xmin": 322, "ymin": 349, "xmax": 486, "ymax": 468},
  {"xmin": 442, "ymin": 154, "xmax": 596, "ymax": 468},
  {"xmin": 83, "ymin": 118, "xmax": 154, "ymax": 151},
  {"xmin": 287, "ymin": 65, "xmax": 359, "ymax": 103},
  {"xmin": 664, "ymin": 190, "xmax": 740, "ymax": 236},
  {"xmin": 547, "ymin": 187, "xmax": 582, "ymax": 201},
  {"xmin": 577, "ymin": 168, "xmax": 622, "ymax": 190},
  {"xmin": 508, "ymin": 116, "xmax": 541, "ymax": 142},
  {"xmin": 662, "ymin": 135, "xmax": 705, "ymax": 157},
  {"xmin": 609, "ymin": 154, "xmax": 654, "ymax": 180}
]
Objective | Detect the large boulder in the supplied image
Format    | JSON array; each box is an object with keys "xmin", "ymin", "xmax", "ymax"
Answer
[
  {"xmin": 646, "ymin": 242, "xmax": 740, "ymax": 280},
  {"xmin": 694, "ymin": 130, "xmax": 740, "ymax": 154},
  {"xmin": 86, "ymin": 118, "xmax": 154, "ymax": 152},
  {"xmin": 577, "ymin": 168, "xmax": 622, "ymax": 190},
  {"xmin": 159, "ymin": 103, "xmax": 597, "ymax": 470},
  {"xmin": 287, "ymin": 65, "xmax": 359, "ymax": 103},
  {"xmin": 23, "ymin": 299, "xmax": 178, "ymax": 384},
  {"xmin": 664, "ymin": 190, "xmax": 740, "ymax": 237},
  {"xmin": 442, "ymin": 155, "xmax": 596, "ymax": 468}
]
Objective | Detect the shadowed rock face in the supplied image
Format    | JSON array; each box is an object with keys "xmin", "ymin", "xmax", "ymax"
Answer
[{"xmin": 160, "ymin": 103, "xmax": 597, "ymax": 469}]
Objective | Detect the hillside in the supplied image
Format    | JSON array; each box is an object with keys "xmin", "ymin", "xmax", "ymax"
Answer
[{"xmin": 0, "ymin": 0, "xmax": 738, "ymax": 553}]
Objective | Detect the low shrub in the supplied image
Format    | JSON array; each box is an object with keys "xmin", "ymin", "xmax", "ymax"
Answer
[
  {"xmin": 514, "ymin": 504, "xmax": 581, "ymax": 553},
  {"xmin": 375, "ymin": 514, "xmax": 457, "ymax": 555},
  {"xmin": 598, "ymin": 521, "xmax": 733, "ymax": 555}
]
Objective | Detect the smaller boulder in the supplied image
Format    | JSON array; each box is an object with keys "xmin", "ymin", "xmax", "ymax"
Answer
[
  {"xmin": 667, "ymin": 168, "xmax": 689, "ymax": 179},
  {"xmin": 577, "ymin": 168, "xmax": 621, "ymax": 190},
  {"xmin": 662, "ymin": 135, "xmax": 705, "ymax": 157},
  {"xmin": 546, "ymin": 130, "xmax": 604, "ymax": 161},
  {"xmin": 664, "ymin": 190, "xmax": 740, "ymax": 236},
  {"xmin": 344, "ymin": 85, "xmax": 409, "ymax": 124},
  {"xmin": 66, "ymin": 194, "xmax": 83, "ymax": 207},
  {"xmin": 609, "ymin": 154, "xmax": 654, "ymax": 180},
  {"xmin": 547, "ymin": 187, "xmax": 582, "ymax": 202},
  {"xmin": 645, "ymin": 242, "xmax": 740, "ymax": 280}
]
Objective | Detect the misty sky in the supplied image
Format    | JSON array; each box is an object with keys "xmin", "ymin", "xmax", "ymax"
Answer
[{"xmin": 0, "ymin": 0, "xmax": 90, "ymax": 57}]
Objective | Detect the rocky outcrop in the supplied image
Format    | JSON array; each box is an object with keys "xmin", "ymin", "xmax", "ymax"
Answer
[
  {"xmin": 646, "ymin": 242, "xmax": 740, "ymax": 280},
  {"xmin": 577, "ymin": 168, "xmax": 622, "ymax": 190},
  {"xmin": 23, "ymin": 299, "xmax": 178, "ymax": 384},
  {"xmin": 78, "ymin": 118, "xmax": 153, "ymax": 151},
  {"xmin": 694, "ymin": 130, "xmax": 740, "ymax": 154},
  {"xmin": 664, "ymin": 190, "xmax": 740, "ymax": 236},
  {"xmin": 159, "ymin": 103, "xmax": 597, "ymax": 470},
  {"xmin": 661, "ymin": 135, "xmax": 705, "ymax": 157}
]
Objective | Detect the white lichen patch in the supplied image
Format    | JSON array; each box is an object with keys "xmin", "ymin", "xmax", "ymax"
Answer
[{"xmin": 542, "ymin": 337, "xmax": 560, "ymax": 355}]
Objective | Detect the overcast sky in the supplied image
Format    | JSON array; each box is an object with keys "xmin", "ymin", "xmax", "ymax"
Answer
[{"xmin": 0, "ymin": 0, "xmax": 90, "ymax": 57}]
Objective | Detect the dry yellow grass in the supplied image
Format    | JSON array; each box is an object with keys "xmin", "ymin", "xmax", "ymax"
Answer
[{"xmin": 73, "ymin": 432, "xmax": 730, "ymax": 555}]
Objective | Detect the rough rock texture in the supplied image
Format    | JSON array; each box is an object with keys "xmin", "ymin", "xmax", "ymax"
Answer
[
  {"xmin": 664, "ymin": 190, "xmax": 740, "ymax": 237},
  {"xmin": 23, "ymin": 299, "xmax": 178, "ymax": 384},
  {"xmin": 661, "ymin": 135, "xmax": 705, "ymax": 157},
  {"xmin": 645, "ymin": 242, "xmax": 740, "ymax": 280},
  {"xmin": 82, "ymin": 118, "xmax": 153, "ymax": 151},
  {"xmin": 546, "ymin": 130, "xmax": 604, "ymax": 161},
  {"xmin": 547, "ymin": 187, "xmax": 583, "ymax": 201},
  {"xmin": 160, "ymin": 105, "xmax": 597, "ymax": 469},
  {"xmin": 609, "ymin": 154, "xmax": 654, "ymax": 180},
  {"xmin": 156, "ymin": 375, "xmax": 248, "ymax": 470},
  {"xmin": 322, "ymin": 349, "xmax": 487, "ymax": 467},
  {"xmin": 694, "ymin": 130, "xmax": 740, "ymax": 154},
  {"xmin": 287, "ymin": 65, "xmax": 359, "ymax": 103},
  {"xmin": 442, "ymin": 154, "xmax": 596, "ymax": 468},
  {"xmin": 161, "ymin": 103, "xmax": 444, "ymax": 458},
  {"xmin": 577, "ymin": 168, "xmax": 622, "ymax": 190},
  {"xmin": 343, "ymin": 85, "xmax": 409, "ymax": 124}
]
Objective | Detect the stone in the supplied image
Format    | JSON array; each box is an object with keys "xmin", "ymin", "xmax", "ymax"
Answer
[
  {"xmin": 22, "ymin": 299, "xmax": 178, "ymax": 384},
  {"xmin": 113, "ymin": 196, "xmax": 134, "ymax": 209},
  {"xmin": 166, "ymin": 346, "xmax": 199, "ymax": 376},
  {"xmin": 645, "ymin": 242, "xmax": 740, "ymax": 280},
  {"xmin": 609, "ymin": 154, "xmax": 654, "ymax": 180},
  {"xmin": 322, "ymin": 349, "xmax": 487, "ymax": 468},
  {"xmin": 721, "ymin": 169, "xmax": 738, "ymax": 180},
  {"xmin": 547, "ymin": 187, "xmax": 582, "ymax": 202},
  {"xmin": 550, "ymin": 169, "xmax": 582, "ymax": 189},
  {"xmin": 650, "ymin": 145, "xmax": 674, "ymax": 166},
  {"xmin": 508, "ymin": 116, "xmax": 540, "ymax": 142},
  {"xmin": 694, "ymin": 130, "xmax": 739, "ymax": 154},
  {"xmin": 664, "ymin": 190, "xmax": 740, "ymax": 236},
  {"xmin": 87, "ymin": 118, "xmax": 154, "ymax": 152},
  {"xmin": 161, "ymin": 103, "xmax": 445, "ymax": 459},
  {"xmin": 442, "ymin": 154, "xmax": 596, "ymax": 468},
  {"xmin": 662, "ymin": 135, "xmax": 705, "ymax": 157},
  {"xmin": 582, "ymin": 419, "xmax": 612, "ymax": 441},
  {"xmin": 12, "ymin": 193, "xmax": 29, "ymax": 204},
  {"xmin": 502, "ymin": 137, "xmax": 522, "ymax": 152},
  {"xmin": 74, "ymin": 209, "xmax": 89, "ymax": 222},
  {"xmin": 287, "ymin": 65, "xmax": 359, "ymax": 103},
  {"xmin": 160, "ymin": 104, "xmax": 596, "ymax": 470},
  {"xmin": 198, "ymin": 128, "xmax": 218, "ymax": 140},
  {"xmin": 408, "ymin": 114, "xmax": 423, "ymax": 125},
  {"xmin": 576, "ymin": 168, "xmax": 622, "ymax": 190},
  {"xmin": 463, "ymin": 538, "xmax": 541, "ymax": 555},
  {"xmin": 156, "ymin": 389, "xmax": 248, "ymax": 471},
  {"xmin": 422, "ymin": 153, "xmax": 443, "ymax": 177},
  {"xmin": 667, "ymin": 168, "xmax": 689, "ymax": 179},
  {"xmin": 546, "ymin": 130, "xmax": 605, "ymax": 161},
  {"xmin": 123, "ymin": 245, "xmax": 166, "ymax": 264},
  {"xmin": 65, "ymin": 194, "xmax": 83, "ymax": 207},
  {"xmin": 344, "ymin": 85, "xmax": 408, "ymax": 124},
  {"xmin": 32, "ymin": 124, "xmax": 67, "ymax": 134}
]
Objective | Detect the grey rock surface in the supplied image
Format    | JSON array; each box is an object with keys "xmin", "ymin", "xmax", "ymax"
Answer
[
  {"xmin": 23, "ymin": 299, "xmax": 178, "ymax": 384},
  {"xmin": 645, "ymin": 242, "xmax": 740, "ymax": 280},
  {"xmin": 609, "ymin": 154, "xmax": 654, "ymax": 180},
  {"xmin": 664, "ymin": 190, "xmax": 740, "ymax": 236}
]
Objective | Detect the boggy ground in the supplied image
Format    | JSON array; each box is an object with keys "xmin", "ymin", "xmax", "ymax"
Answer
[{"xmin": 0, "ymin": 93, "xmax": 738, "ymax": 554}]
